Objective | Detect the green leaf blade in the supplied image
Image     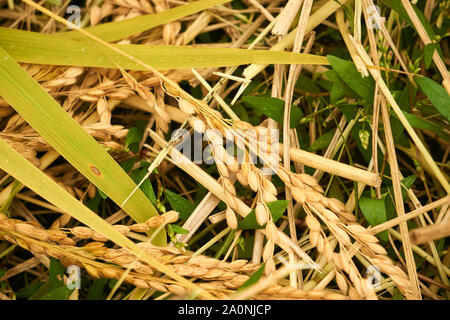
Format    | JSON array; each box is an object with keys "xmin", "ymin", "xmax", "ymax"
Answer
[{"xmin": 0, "ymin": 46, "xmax": 165, "ymax": 244}]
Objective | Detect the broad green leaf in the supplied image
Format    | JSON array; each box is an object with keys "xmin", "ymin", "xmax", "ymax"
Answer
[
  {"xmin": 0, "ymin": 136, "xmax": 209, "ymax": 296},
  {"xmin": 310, "ymin": 130, "xmax": 335, "ymax": 151},
  {"xmin": 119, "ymin": 158, "xmax": 139, "ymax": 174},
  {"xmin": 0, "ymin": 28, "xmax": 329, "ymax": 71},
  {"xmin": 237, "ymin": 263, "xmax": 265, "ymax": 292},
  {"xmin": 130, "ymin": 168, "xmax": 157, "ymax": 205},
  {"xmin": 415, "ymin": 76, "xmax": 450, "ymax": 122},
  {"xmin": 296, "ymin": 74, "xmax": 321, "ymax": 93},
  {"xmin": 327, "ymin": 55, "xmax": 375, "ymax": 105},
  {"xmin": 359, "ymin": 197, "xmax": 388, "ymax": 241},
  {"xmin": 0, "ymin": 46, "xmax": 165, "ymax": 244},
  {"xmin": 87, "ymin": 279, "xmax": 108, "ymax": 300},
  {"xmin": 171, "ymin": 224, "xmax": 189, "ymax": 234},
  {"xmin": 164, "ymin": 189, "xmax": 197, "ymax": 221},
  {"xmin": 39, "ymin": 286, "xmax": 73, "ymax": 300},
  {"xmin": 125, "ymin": 127, "xmax": 144, "ymax": 154},
  {"xmin": 325, "ymin": 69, "xmax": 360, "ymax": 102},
  {"xmin": 237, "ymin": 234, "xmax": 254, "ymax": 259},
  {"xmin": 49, "ymin": 257, "xmax": 65, "ymax": 290},
  {"xmin": 16, "ymin": 282, "xmax": 44, "ymax": 299},
  {"xmin": 125, "ymin": 120, "xmax": 147, "ymax": 154},
  {"xmin": 56, "ymin": 0, "xmax": 231, "ymax": 42},
  {"xmin": 238, "ymin": 200, "xmax": 288, "ymax": 230},
  {"xmin": 86, "ymin": 192, "xmax": 102, "ymax": 211},
  {"xmin": 242, "ymin": 96, "xmax": 303, "ymax": 128},
  {"xmin": 400, "ymin": 111, "xmax": 443, "ymax": 133}
]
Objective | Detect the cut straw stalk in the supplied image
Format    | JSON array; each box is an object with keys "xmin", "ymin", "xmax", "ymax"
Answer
[
  {"xmin": 128, "ymin": 96, "xmax": 380, "ymax": 187},
  {"xmin": 410, "ymin": 215, "xmax": 450, "ymax": 245}
]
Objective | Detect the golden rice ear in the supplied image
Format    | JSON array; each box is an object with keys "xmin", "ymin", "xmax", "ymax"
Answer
[
  {"xmin": 255, "ymin": 202, "xmax": 269, "ymax": 226},
  {"xmin": 262, "ymin": 240, "xmax": 274, "ymax": 262},
  {"xmin": 178, "ymin": 99, "xmax": 196, "ymax": 115},
  {"xmin": 247, "ymin": 170, "xmax": 259, "ymax": 191},
  {"xmin": 225, "ymin": 207, "xmax": 237, "ymax": 230}
]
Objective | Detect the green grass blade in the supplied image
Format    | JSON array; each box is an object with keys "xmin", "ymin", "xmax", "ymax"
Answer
[
  {"xmin": 0, "ymin": 137, "xmax": 211, "ymax": 298},
  {"xmin": 0, "ymin": 46, "xmax": 165, "ymax": 245},
  {"xmin": 0, "ymin": 28, "xmax": 329, "ymax": 71},
  {"xmin": 55, "ymin": 0, "xmax": 231, "ymax": 42}
]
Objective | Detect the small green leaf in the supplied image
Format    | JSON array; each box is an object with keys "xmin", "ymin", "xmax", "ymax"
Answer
[
  {"xmin": 242, "ymin": 96, "xmax": 303, "ymax": 128},
  {"xmin": 327, "ymin": 55, "xmax": 375, "ymax": 105},
  {"xmin": 164, "ymin": 189, "xmax": 196, "ymax": 221},
  {"xmin": 16, "ymin": 281, "xmax": 44, "ymax": 299},
  {"xmin": 0, "ymin": 269, "xmax": 4, "ymax": 278},
  {"xmin": 86, "ymin": 278, "xmax": 108, "ymax": 300},
  {"xmin": 49, "ymin": 257, "xmax": 65, "ymax": 290},
  {"xmin": 415, "ymin": 76, "xmax": 450, "ymax": 122},
  {"xmin": 170, "ymin": 224, "xmax": 189, "ymax": 234},
  {"xmin": 392, "ymin": 288, "xmax": 404, "ymax": 300},
  {"xmin": 130, "ymin": 168, "xmax": 157, "ymax": 205},
  {"xmin": 125, "ymin": 122, "xmax": 146, "ymax": 154},
  {"xmin": 401, "ymin": 175, "xmax": 417, "ymax": 197},
  {"xmin": 359, "ymin": 197, "xmax": 388, "ymax": 241},
  {"xmin": 237, "ymin": 263, "xmax": 265, "ymax": 292},
  {"xmin": 310, "ymin": 130, "xmax": 335, "ymax": 151},
  {"xmin": 39, "ymin": 286, "xmax": 73, "ymax": 300},
  {"xmin": 28, "ymin": 282, "xmax": 52, "ymax": 300},
  {"xmin": 424, "ymin": 43, "xmax": 439, "ymax": 69},
  {"xmin": 238, "ymin": 200, "xmax": 288, "ymax": 230},
  {"xmin": 400, "ymin": 111, "xmax": 443, "ymax": 133},
  {"xmin": 97, "ymin": 189, "xmax": 108, "ymax": 200}
]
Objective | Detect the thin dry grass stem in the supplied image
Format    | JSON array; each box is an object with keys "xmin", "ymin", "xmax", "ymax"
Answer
[
  {"xmin": 363, "ymin": 0, "xmax": 414, "ymax": 84},
  {"xmin": 246, "ymin": 0, "xmax": 274, "ymax": 22},
  {"xmin": 410, "ymin": 216, "xmax": 450, "ymax": 245},
  {"xmin": 281, "ymin": 0, "xmax": 313, "ymax": 288}
]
